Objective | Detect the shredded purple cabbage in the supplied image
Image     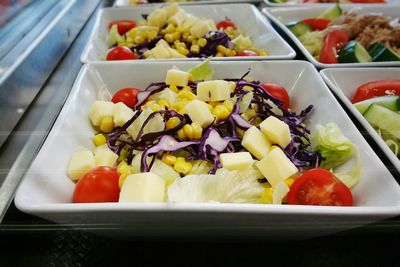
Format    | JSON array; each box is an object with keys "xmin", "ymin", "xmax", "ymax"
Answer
[{"xmin": 199, "ymin": 31, "xmax": 234, "ymax": 58}]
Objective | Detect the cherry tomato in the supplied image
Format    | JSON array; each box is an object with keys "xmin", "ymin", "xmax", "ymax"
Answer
[
  {"xmin": 216, "ymin": 19, "xmax": 237, "ymax": 30},
  {"xmin": 260, "ymin": 82, "xmax": 290, "ymax": 109},
  {"xmin": 106, "ymin": 46, "xmax": 136, "ymax": 61},
  {"xmin": 319, "ymin": 29, "xmax": 349, "ymax": 64},
  {"xmin": 302, "ymin": 18, "xmax": 331, "ymax": 31},
  {"xmin": 108, "ymin": 20, "xmax": 136, "ymax": 35},
  {"xmin": 237, "ymin": 50, "xmax": 258, "ymax": 57},
  {"xmin": 352, "ymin": 80, "xmax": 400, "ymax": 103},
  {"xmin": 73, "ymin": 166, "xmax": 120, "ymax": 203},
  {"xmin": 287, "ymin": 169, "xmax": 353, "ymax": 206},
  {"xmin": 112, "ymin": 87, "xmax": 140, "ymax": 108}
]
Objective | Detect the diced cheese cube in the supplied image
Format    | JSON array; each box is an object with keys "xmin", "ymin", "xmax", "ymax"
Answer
[
  {"xmin": 94, "ymin": 146, "xmax": 118, "ymax": 167},
  {"xmin": 167, "ymin": 9, "xmax": 187, "ymax": 26},
  {"xmin": 259, "ymin": 116, "xmax": 291, "ymax": 149},
  {"xmin": 255, "ymin": 147, "xmax": 298, "ymax": 187},
  {"xmin": 164, "ymin": 3, "xmax": 179, "ymax": 18},
  {"xmin": 150, "ymin": 159, "xmax": 180, "ymax": 187},
  {"xmin": 184, "ymin": 100, "xmax": 215, "ymax": 128},
  {"xmin": 241, "ymin": 126, "xmax": 271, "ymax": 160},
  {"xmin": 220, "ymin": 152, "xmax": 254, "ymax": 171},
  {"xmin": 67, "ymin": 150, "xmax": 95, "ymax": 181},
  {"xmin": 119, "ymin": 172, "xmax": 165, "ymax": 202},
  {"xmin": 165, "ymin": 69, "xmax": 190, "ymax": 87},
  {"xmin": 272, "ymin": 181, "xmax": 290, "ymax": 205},
  {"xmin": 126, "ymin": 109, "xmax": 164, "ymax": 140},
  {"xmin": 151, "ymin": 43, "xmax": 171, "ymax": 59},
  {"xmin": 147, "ymin": 8, "xmax": 167, "ymax": 29},
  {"xmin": 190, "ymin": 20, "xmax": 212, "ymax": 39},
  {"xmin": 88, "ymin": 101, "xmax": 114, "ymax": 126},
  {"xmin": 182, "ymin": 14, "xmax": 199, "ymax": 30},
  {"xmin": 113, "ymin": 102, "xmax": 134, "ymax": 127},
  {"xmin": 196, "ymin": 80, "xmax": 230, "ymax": 102}
]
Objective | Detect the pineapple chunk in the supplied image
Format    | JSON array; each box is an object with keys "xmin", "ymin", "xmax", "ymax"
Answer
[
  {"xmin": 196, "ymin": 80, "xmax": 230, "ymax": 102},
  {"xmin": 147, "ymin": 8, "xmax": 167, "ymax": 29},
  {"xmin": 219, "ymin": 152, "xmax": 255, "ymax": 171},
  {"xmin": 94, "ymin": 146, "xmax": 118, "ymax": 167},
  {"xmin": 259, "ymin": 116, "xmax": 291, "ymax": 149},
  {"xmin": 255, "ymin": 147, "xmax": 298, "ymax": 187},
  {"xmin": 272, "ymin": 181, "xmax": 290, "ymax": 205},
  {"xmin": 88, "ymin": 101, "xmax": 114, "ymax": 126},
  {"xmin": 67, "ymin": 150, "xmax": 95, "ymax": 181},
  {"xmin": 241, "ymin": 126, "xmax": 271, "ymax": 160},
  {"xmin": 119, "ymin": 172, "xmax": 166, "ymax": 202},
  {"xmin": 165, "ymin": 69, "xmax": 190, "ymax": 87},
  {"xmin": 113, "ymin": 102, "xmax": 134, "ymax": 127},
  {"xmin": 184, "ymin": 100, "xmax": 215, "ymax": 128}
]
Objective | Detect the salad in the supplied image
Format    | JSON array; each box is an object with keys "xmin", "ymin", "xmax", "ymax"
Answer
[
  {"xmin": 67, "ymin": 61, "xmax": 360, "ymax": 206},
  {"xmin": 286, "ymin": 4, "xmax": 400, "ymax": 64},
  {"xmin": 270, "ymin": 0, "xmax": 386, "ymax": 4},
  {"xmin": 352, "ymin": 80, "xmax": 400, "ymax": 159},
  {"xmin": 105, "ymin": 4, "xmax": 267, "ymax": 60}
]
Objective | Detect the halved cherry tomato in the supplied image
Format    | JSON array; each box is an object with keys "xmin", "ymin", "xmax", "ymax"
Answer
[
  {"xmin": 73, "ymin": 166, "xmax": 120, "ymax": 203},
  {"xmin": 287, "ymin": 169, "xmax": 353, "ymax": 206},
  {"xmin": 108, "ymin": 20, "xmax": 136, "ymax": 35},
  {"xmin": 260, "ymin": 82, "xmax": 290, "ymax": 109},
  {"xmin": 106, "ymin": 46, "xmax": 136, "ymax": 61},
  {"xmin": 302, "ymin": 18, "xmax": 331, "ymax": 31},
  {"xmin": 319, "ymin": 29, "xmax": 349, "ymax": 64},
  {"xmin": 237, "ymin": 50, "xmax": 258, "ymax": 57},
  {"xmin": 112, "ymin": 87, "xmax": 140, "ymax": 108},
  {"xmin": 352, "ymin": 80, "xmax": 400, "ymax": 103},
  {"xmin": 351, "ymin": 0, "xmax": 385, "ymax": 3},
  {"xmin": 216, "ymin": 19, "xmax": 237, "ymax": 30}
]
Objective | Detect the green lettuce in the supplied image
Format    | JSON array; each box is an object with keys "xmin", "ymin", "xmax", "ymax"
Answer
[{"xmin": 188, "ymin": 58, "xmax": 214, "ymax": 81}]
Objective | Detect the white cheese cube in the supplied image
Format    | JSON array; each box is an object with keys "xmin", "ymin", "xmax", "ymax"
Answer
[
  {"xmin": 190, "ymin": 20, "xmax": 211, "ymax": 39},
  {"xmin": 259, "ymin": 116, "xmax": 291, "ymax": 149},
  {"xmin": 150, "ymin": 159, "xmax": 180, "ymax": 186},
  {"xmin": 167, "ymin": 9, "xmax": 187, "ymax": 26},
  {"xmin": 196, "ymin": 80, "xmax": 230, "ymax": 102},
  {"xmin": 119, "ymin": 172, "xmax": 166, "ymax": 202},
  {"xmin": 182, "ymin": 15, "xmax": 199, "ymax": 30},
  {"xmin": 184, "ymin": 100, "xmax": 215, "ymax": 128},
  {"xmin": 272, "ymin": 181, "xmax": 290, "ymax": 205},
  {"xmin": 165, "ymin": 69, "xmax": 190, "ymax": 87},
  {"xmin": 67, "ymin": 150, "xmax": 95, "ymax": 181},
  {"xmin": 94, "ymin": 146, "xmax": 118, "ymax": 167},
  {"xmin": 255, "ymin": 147, "xmax": 298, "ymax": 187},
  {"xmin": 220, "ymin": 152, "xmax": 255, "ymax": 171},
  {"xmin": 150, "ymin": 44, "xmax": 171, "ymax": 59},
  {"xmin": 126, "ymin": 109, "xmax": 164, "ymax": 140},
  {"xmin": 113, "ymin": 102, "xmax": 134, "ymax": 127},
  {"xmin": 88, "ymin": 101, "xmax": 114, "ymax": 126},
  {"xmin": 164, "ymin": 3, "xmax": 179, "ymax": 18},
  {"xmin": 147, "ymin": 8, "xmax": 167, "ymax": 29},
  {"xmin": 241, "ymin": 126, "xmax": 271, "ymax": 160}
]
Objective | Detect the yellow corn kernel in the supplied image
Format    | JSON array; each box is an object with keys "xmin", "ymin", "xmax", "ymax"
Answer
[
  {"xmin": 178, "ymin": 91, "xmax": 196, "ymax": 100},
  {"xmin": 181, "ymin": 86, "xmax": 192, "ymax": 93},
  {"xmin": 174, "ymin": 100, "xmax": 189, "ymax": 111},
  {"xmin": 141, "ymin": 100, "xmax": 155, "ymax": 110},
  {"xmin": 151, "ymin": 103, "xmax": 162, "ymax": 111},
  {"xmin": 261, "ymin": 187, "xmax": 273, "ymax": 204},
  {"xmin": 243, "ymin": 85, "xmax": 254, "ymax": 92},
  {"xmin": 166, "ymin": 117, "xmax": 181, "ymax": 129},
  {"xmin": 100, "ymin": 116, "xmax": 114, "ymax": 133},
  {"xmin": 177, "ymin": 109, "xmax": 186, "ymax": 115},
  {"xmin": 258, "ymin": 50, "xmax": 268, "ymax": 56},
  {"xmin": 129, "ymin": 28, "xmax": 137, "ymax": 38},
  {"xmin": 173, "ymin": 157, "xmax": 192, "ymax": 175},
  {"xmin": 164, "ymin": 24, "xmax": 175, "ymax": 34},
  {"xmin": 228, "ymin": 50, "xmax": 237, "ymax": 57},
  {"xmin": 158, "ymin": 99, "xmax": 170, "ymax": 109},
  {"xmin": 169, "ymin": 85, "xmax": 179, "ymax": 93},
  {"xmin": 183, "ymin": 124, "xmax": 194, "ymax": 139},
  {"xmin": 148, "ymin": 30, "xmax": 158, "ymax": 41},
  {"xmin": 140, "ymin": 31, "xmax": 149, "ymax": 39},
  {"xmin": 164, "ymin": 33, "xmax": 174, "ymax": 43},
  {"xmin": 190, "ymin": 44, "xmax": 200, "ymax": 54},
  {"xmin": 134, "ymin": 35, "xmax": 145, "ymax": 45},
  {"xmin": 186, "ymin": 35, "xmax": 194, "ymax": 43},
  {"xmin": 116, "ymin": 161, "xmax": 130, "ymax": 175},
  {"xmin": 177, "ymin": 47, "xmax": 189, "ymax": 56},
  {"xmin": 285, "ymin": 178, "xmax": 295, "ymax": 188},
  {"xmin": 93, "ymin": 133, "xmax": 107, "ymax": 146},
  {"xmin": 118, "ymin": 173, "xmax": 129, "ymax": 189},
  {"xmin": 191, "ymin": 122, "xmax": 202, "ymax": 139},
  {"xmin": 172, "ymin": 32, "xmax": 181, "ymax": 40},
  {"xmin": 197, "ymin": 38, "xmax": 207, "ymax": 47},
  {"xmin": 208, "ymin": 101, "xmax": 219, "ymax": 108},
  {"xmin": 162, "ymin": 153, "xmax": 177, "ymax": 166},
  {"xmin": 215, "ymin": 52, "xmax": 224, "ymax": 57},
  {"xmin": 217, "ymin": 45, "xmax": 227, "ymax": 54},
  {"xmin": 118, "ymin": 41, "xmax": 127, "ymax": 46},
  {"xmin": 177, "ymin": 128, "xmax": 186, "ymax": 139},
  {"xmin": 181, "ymin": 32, "xmax": 189, "ymax": 41},
  {"xmin": 213, "ymin": 105, "xmax": 230, "ymax": 120}
]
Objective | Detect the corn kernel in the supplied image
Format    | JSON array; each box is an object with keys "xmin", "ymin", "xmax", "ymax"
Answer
[
  {"xmin": 177, "ymin": 47, "xmax": 189, "ymax": 56},
  {"xmin": 191, "ymin": 122, "xmax": 202, "ymax": 139},
  {"xmin": 258, "ymin": 50, "xmax": 268, "ymax": 56},
  {"xmin": 217, "ymin": 45, "xmax": 227, "ymax": 54},
  {"xmin": 166, "ymin": 117, "xmax": 181, "ymax": 129},
  {"xmin": 261, "ymin": 187, "xmax": 273, "ymax": 204},
  {"xmin": 181, "ymin": 86, "xmax": 192, "ymax": 93},
  {"xmin": 190, "ymin": 44, "xmax": 200, "ymax": 54},
  {"xmin": 164, "ymin": 33, "xmax": 174, "ymax": 43},
  {"xmin": 187, "ymin": 35, "xmax": 194, "ymax": 43},
  {"xmin": 228, "ymin": 50, "xmax": 237, "ymax": 57},
  {"xmin": 158, "ymin": 99, "xmax": 170, "ymax": 109},
  {"xmin": 93, "ymin": 133, "xmax": 107, "ymax": 146},
  {"xmin": 148, "ymin": 30, "xmax": 158, "ymax": 41},
  {"xmin": 140, "ymin": 31, "xmax": 148, "ymax": 38},
  {"xmin": 172, "ymin": 31, "xmax": 181, "ymax": 40},
  {"xmin": 176, "ymin": 26, "xmax": 185, "ymax": 33},
  {"xmin": 117, "ymin": 161, "xmax": 130, "ymax": 175},
  {"xmin": 208, "ymin": 101, "xmax": 219, "ymax": 108},
  {"xmin": 183, "ymin": 124, "xmax": 194, "ymax": 139},
  {"xmin": 177, "ymin": 109, "xmax": 186, "ymax": 115},
  {"xmin": 164, "ymin": 24, "xmax": 175, "ymax": 34},
  {"xmin": 134, "ymin": 36, "xmax": 145, "ymax": 44},
  {"xmin": 178, "ymin": 91, "xmax": 195, "ymax": 100},
  {"xmin": 173, "ymin": 157, "xmax": 192, "ymax": 175},
  {"xmin": 118, "ymin": 173, "xmax": 128, "ymax": 189},
  {"xmin": 100, "ymin": 116, "xmax": 114, "ymax": 133},
  {"xmin": 197, "ymin": 38, "xmax": 207, "ymax": 47},
  {"xmin": 174, "ymin": 100, "xmax": 189, "ymax": 111},
  {"xmin": 177, "ymin": 128, "xmax": 186, "ymax": 139},
  {"xmin": 213, "ymin": 105, "xmax": 230, "ymax": 120},
  {"xmin": 150, "ymin": 103, "xmax": 162, "ymax": 111},
  {"xmin": 169, "ymin": 85, "xmax": 179, "ymax": 93},
  {"xmin": 129, "ymin": 28, "xmax": 137, "ymax": 38},
  {"xmin": 162, "ymin": 153, "xmax": 177, "ymax": 166},
  {"xmin": 215, "ymin": 52, "xmax": 224, "ymax": 57},
  {"xmin": 243, "ymin": 85, "xmax": 254, "ymax": 92},
  {"xmin": 182, "ymin": 32, "xmax": 189, "ymax": 41},
  {"xmin": 223, "ymin": 99, "xmax": 234, "ymax": 112},
  {"xmin": 285, "ymin": 178, "xmax": 295, "ymax": 187}
]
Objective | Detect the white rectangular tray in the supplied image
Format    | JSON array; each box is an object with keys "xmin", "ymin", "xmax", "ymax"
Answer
[
  {"xmin": 81, "ymin": 4, "xmax": 295, "ymax": 63},
  {"xmin": 14, "ymin": 61, "xmax": 400, "ymax": 238},
  {"xmin": 115, "ymin": 0, "xmax": 262, "ymax": 6},
  {"xmin": 263, "ymin": 5, "xmax": 400, "ymax": 68},
  {"xmin": 265, "ymin": 0, "xmax": 398, "ymax": 7}
]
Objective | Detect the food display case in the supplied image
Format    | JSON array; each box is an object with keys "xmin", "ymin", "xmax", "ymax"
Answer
[{"xmin": 0, "ymin": 0, "xmax": 400, "ymax": 265}]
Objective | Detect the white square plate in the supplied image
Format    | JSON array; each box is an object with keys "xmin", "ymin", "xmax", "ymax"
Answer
[
  {"xmin": 263, "ymin": 5, "xmax": 400, "ymax": 68},
  {"xmin": 114, "ymin": 0, "xmax": 262, "ymax": 6},
  {"xmin": 320, "ymin": 68, "xmax": 400, "ymax": 174},
  {"xmin": 264, "ymin": 1, "xmax": 397, "ymax": 7},
  {"xmin": 14, "ymin": 61, "xmax": 400, "ymax": 238},
  {"xmin": 80, "ymin": 4, "xmax": 295, "ymax": 63}
]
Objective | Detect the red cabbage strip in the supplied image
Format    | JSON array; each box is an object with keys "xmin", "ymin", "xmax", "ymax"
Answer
[
  {"xmin": 199, "ymin": 31, "xmax": 234, "ymax": 57},
  {"xmin": 141, "ymin": 135, "xmax": 200, "ymax": 172},
  {"xmin": 134, "ymin": 82, "xmax": 169, "ymax": 109},
  {"xmin": 228, "ymin": 94, "xmax": 251, "ymax": 130}
]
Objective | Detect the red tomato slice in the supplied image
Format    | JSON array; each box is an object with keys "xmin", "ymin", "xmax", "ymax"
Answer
[
  {"xmin": 112, "ymin": 87, "xmax": 140, "ymax": 108},
  {"xmin": 237, "ymin": 50, "xmax": 258, "ymax": 57},
  {"xmin": 319, "ymin": 29, "xmax": 349, "ymax": 64},
  {"xmin": 106, "ymin": 46, "xmax": 137, "ymax": 61},
  {"xmin": 287, "ymin": 168, "xmax": 353, "ymax": 206},
  {"xmin": 73, "ymin": 166, "xmax": 120, "ymax": 203},
  {"xmin": 302, "ymin": 18, "xmax": 331, "ymax": 31},
  {"xmin": 216, "ymin": 19, "xmax": 237, "ymax": 30},
  {"xmin": 352, "ymin": 80, "xmax": 400, "ymax": 103},
  {"xmin": 260, "ymin": 82, "xmax": 290, "ymax": 109},
  {"xmin": 108, "ymin": 20, "xmax": 136, "ymax": 35}
]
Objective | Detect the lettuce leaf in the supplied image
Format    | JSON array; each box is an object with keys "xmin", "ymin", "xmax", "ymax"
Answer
[{"xmin": 188, "ymin": 58, "xmax": 214, "ymax": 81}]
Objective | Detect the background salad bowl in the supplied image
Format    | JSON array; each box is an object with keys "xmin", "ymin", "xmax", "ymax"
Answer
[
  {"xmin": 114, "ymin": 0, "xmax": 263, "ymax": 6},
  {"xmin": 80, "ymin": 4, "xmax": 295, "ymax": 63},
  {"xmin": 264, "ymin": 0, "xmax": 397, "ymax": 7},
  {"xmin": 14, "ymin": 61, "xmax": 400, "ymax": 239}
]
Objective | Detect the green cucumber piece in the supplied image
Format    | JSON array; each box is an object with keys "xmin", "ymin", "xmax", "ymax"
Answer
[
  {"xmin": 368, "ymin": 42, "xmax": 400, "ymax": 62},
  {"xmin": 318, "ymin": 3, "xmax": 342, "ymax": 20},
  {"xmin": 363, "ymin": 104, "xmax": 400, "ymax": 139},
  {"xmin": 354, "ymin": 96, "xmax": 400, "ymax": 114},
  {"xmin": 286, "ymin": 21, "xmax": 312, "ymax": 37},
  {"xmin": 338, "ymin": 41, "xmax": 372, "ymax": 63}
]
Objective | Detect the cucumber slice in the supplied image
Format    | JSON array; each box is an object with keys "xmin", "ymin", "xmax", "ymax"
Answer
[
  {"xmin": 368, "ymin": 42, "xmax": 400, "ymax": 62},
  {"xmin": 338, "ymin": 41, "xmax": 372, "ymax": 63},
  {"xmin": 286, "ymin": 21, "xmax": 312, "ymax": 37},
  {"xmin": 363, "ymin": 104, "xmax": 400, "ymax": 139},
  {"xmin": 354, "ymin": 96, "xmax": 400, "ymax": 114},
  {"xmin": 318, "ymin": 3, "xmax": 342, "ymax": 20}
]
